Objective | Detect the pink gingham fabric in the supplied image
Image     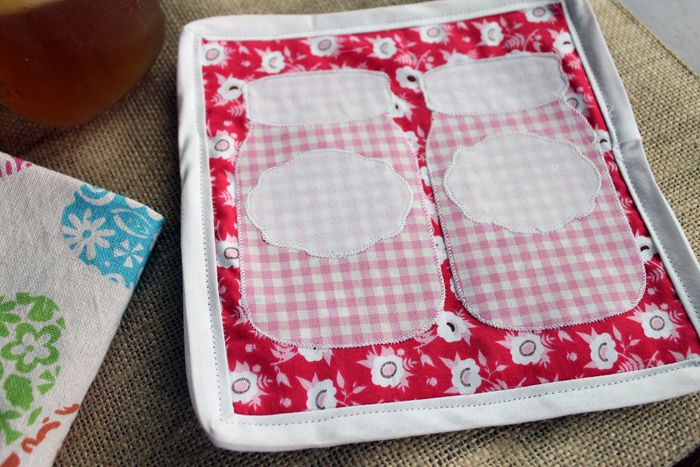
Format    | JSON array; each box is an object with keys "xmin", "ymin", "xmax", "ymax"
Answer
[
  {"xmin": 245, "ymin": 148, "xmax": 413, "ymax": 258},
  {"xmin": 443, "ymin": 132, "xmax": 601, "ymax": 234},
  {"xmin": 426, "ymin": 100, "xmax": 645, "ymax": 330},
  {"xmin": 237, "ymin": 116, "xmax": 443, "ymax": 348},
  {"xmin": 246, "ymin": 70, "xmax": 391, "ymax": 126}
]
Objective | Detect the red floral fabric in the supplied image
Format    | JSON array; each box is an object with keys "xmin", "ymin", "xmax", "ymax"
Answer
[{"xmin": 201, "ymin": 4, "xmax": 700, "ymax": 416}]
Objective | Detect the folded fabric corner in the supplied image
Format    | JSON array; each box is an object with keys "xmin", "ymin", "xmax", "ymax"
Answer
[{"xmin": 0, "ymin": 151, "xmax": 164, "ymax": 466}]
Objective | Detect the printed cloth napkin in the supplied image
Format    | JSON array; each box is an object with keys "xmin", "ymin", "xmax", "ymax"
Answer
[{"xmin": 0, "ymin": 152, "xmax": 163, "ymax": 466}]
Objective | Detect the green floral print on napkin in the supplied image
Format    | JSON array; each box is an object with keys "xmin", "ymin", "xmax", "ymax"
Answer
[{"xmin": 0, "ymin": 293, "xmax": 63, "ymax": 446}]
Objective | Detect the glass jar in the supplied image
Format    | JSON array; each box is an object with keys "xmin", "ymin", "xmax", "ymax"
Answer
[{"xmin": 0, "ymin": 0, "xmax": 165, "ymax": 127}]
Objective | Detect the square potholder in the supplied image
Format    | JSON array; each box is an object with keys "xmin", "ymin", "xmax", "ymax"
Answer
[
  {"xmin": 177, "ymin": 0, "xmax": 700, "ymax": 452},
  {"xmin": 0, "ymin": 152, "xmax": 163, "ymax": 465}
]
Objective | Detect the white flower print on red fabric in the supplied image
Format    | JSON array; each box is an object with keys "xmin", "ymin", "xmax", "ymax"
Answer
[
  {"xmin": 389, "ymin": 94, "xmax": 413, "ymax": 119},
  {"xmin": 594, "ymin": 128, "xmax": 612, "ymax": 153},
  {"xmin": 404, "ymin": 130, "xmax": 420, "ymax": 153},
  {"xmin": 218, "ymin": 169, "xmax": 237, "ymax": 209},
  {"xmin": 396, "ymin": 66, "xmax": 422, "ymax": 91},
  {"xmin": 565, "ymin": 90, "xmax": 587, "ymax": 112},
  {"xmin": 216, "ymin": 234, "xmax": 239, "ymax": 268},
  {"xmin": 230, "ymin": 362, "xmax": 262, "ymax": 404},
  {"xmin": 335, "ymin": 371, "xmax": 366, "ymax": 405},
  {"xmin": 441, "ymin": 356, "xmax": 482, "ymax": 395},
  {"xmin": 202, "ymin": 42, "xmax": 226, "ymax": 66},
  {"xmin": 372, "ymin": 354, "xmax": 405, "ymax": 387},
  {"xmin": 359, "ymin": 348, "xmax": 410, "ymax": 389},
  {"xmin": 551, "ymin": 30, "xmax": 575, "ymax": 55},
  {"xmin": 474, "ymin": 20, "xmax": 504, "ymax": 46},
  {"xmin": 299, "ymin": 376, "xmax": 338, "ymax": 410},
  {"xmin": 258, "ymin": 50, "xmax": 285, "ymax": 73},
  {"xmin": 420, "ymin": 166, "xmax": 432, "ymax": 188},
  {"xmin": 670, "ymin": 348, "xmax": 700, "ymax": 363},
  {"xmin": 579, "ymin": 331, "xmax": 618, "ymax": 370},
  {"xmin": 208, "ymin": 132, "xmax": 238, "ymax": 160},
  {"xmin": 269, "ymin": 345, "xmax": 297, "ymax": 388},
  {"xmin": 297, "ymin": 347, "xmax": 325, "ymax": 362},
  {"xmin": 440, "ymin": 49, "xmax": 475, "ymax": 65},
  {"xmin": 308, "ymin": 36, "xmax": 339, "ymax": 57},
  {"xmin": 436, "ymin": 311, "xmax": 472, "ymax": 343},
  {"xmin": 499, "ymin": 333, "xmax": 549, "ymax": 365},
  {"xmin": 524, "ymin": 6, "xmax": 554, "ymax": 23},
  {"xmin": 434, "ymin": 235, "xmax": 448, "ymax": 264},
  {"xmin": 216, "ymin": 75, "xmax": 246, "ymax": 102},
  {"xmin": 641, "ymin": 308, "xmax": 673, "ymax": 339},
  {"xmin": 635, "ymin": 235, "xmax": 658, "ymax": 262},
  {"xmin": 425, "ymin": 194, "xmax": 438, "ymax": 222},
  {"xmin": 630, "ymin": 304, "xmax": 677, "ymax": 340},
  {"xmin": 371, "ymin": 37, "xmax": 397, "ymax": 59},
  {"xmin": 420, "ymin": 25, "xmax": 448, "ymax": 44}
]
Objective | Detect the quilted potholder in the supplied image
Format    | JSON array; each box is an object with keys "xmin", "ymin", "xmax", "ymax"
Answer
[{"xmin": 177, "ymin": 0, "xmax": 700, "ymax": 451}]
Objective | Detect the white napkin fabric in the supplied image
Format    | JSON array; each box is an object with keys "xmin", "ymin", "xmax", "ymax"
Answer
[{"xmin": 0, "ymin": 152, "xmax": 163, "ymax": 466}]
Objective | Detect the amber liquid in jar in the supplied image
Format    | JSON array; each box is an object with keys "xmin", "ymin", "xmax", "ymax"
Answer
[{"xmin": 0, "ymin": 0, "xmax": 165, "ymax": 127}]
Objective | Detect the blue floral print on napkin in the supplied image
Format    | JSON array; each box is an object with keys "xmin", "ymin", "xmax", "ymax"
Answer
[{"xmin": 61, "ymin": 185, "xmax": 163, "ymax": 290}]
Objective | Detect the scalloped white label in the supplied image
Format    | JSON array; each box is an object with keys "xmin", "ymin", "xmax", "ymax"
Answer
[
  {"xmin": 444, "ymin": 132, "xmax": 600, "ymax": 234},
  {"xmin": 246, "ymin": 148, "xmax": 413, "ymax": 258}
]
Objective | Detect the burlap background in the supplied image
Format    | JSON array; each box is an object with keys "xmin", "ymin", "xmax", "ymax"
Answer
[{"xmin": 0, "ymin": 0, "xmax": 698, "ymax": 465}]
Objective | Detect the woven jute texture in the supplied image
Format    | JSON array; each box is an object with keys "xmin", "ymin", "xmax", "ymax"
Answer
[{"xmin": 0, "ymin": 0, "xmax": 698, "ymax": 465}]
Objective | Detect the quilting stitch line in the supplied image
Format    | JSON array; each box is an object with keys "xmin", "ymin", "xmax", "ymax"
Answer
[
  {"xmin": 192, "ymin": 36, "xmax": 228, "ymax": 422},
  {"xmin": 225, "ymin": 358, "xmax": 700, "ymax": 426}
]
